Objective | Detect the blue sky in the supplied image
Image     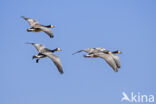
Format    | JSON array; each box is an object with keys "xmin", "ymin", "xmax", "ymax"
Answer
[{"xmin": 1, "ymin": 0, "xmax": 156, "ymax": 104}]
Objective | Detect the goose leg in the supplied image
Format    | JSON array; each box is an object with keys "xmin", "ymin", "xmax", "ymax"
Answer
[{"xmin": 36, "ymin": 58, "xmax": 40, "ymax": 63}]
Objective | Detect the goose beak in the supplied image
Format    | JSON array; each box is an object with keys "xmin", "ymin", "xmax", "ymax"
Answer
[
  {"xmin": 32, "ymin": 56, "xmax": 36, "ymax": 60},
  {"xmin": 118, "ymin": 51, "xmax": 122, "ymax": 54}
]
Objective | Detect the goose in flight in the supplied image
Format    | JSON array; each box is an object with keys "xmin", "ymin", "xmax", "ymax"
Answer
[
  {"xmin": 22, "ymin": 16, "xmax": 55, "ymax": 38},
  {"xmin": 26, "ymin": 42, "xmax": 63, "ymax": 74},
  {"xmin": 72, "ymin": 48, "xmax": 122, "ymax": 72}
]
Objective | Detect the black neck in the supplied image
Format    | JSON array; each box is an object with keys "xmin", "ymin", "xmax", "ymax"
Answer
[
  {"xmin": 112, "ymin": 50, "xmax": 119, "ymax": 54},
  {"xmin": 50, "ymin": 48, "xmax": 57, "ymax": 52},
  {"xmin": 44, "ymin": 25, "xmax": 51, "ymax": 28}
]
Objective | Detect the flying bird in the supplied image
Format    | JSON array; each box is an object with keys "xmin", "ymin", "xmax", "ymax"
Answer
[
  {"xmin": 72, "ymin": 48, "xmax": 122, "ymax": 72},
  {"xmin": 22, "ymin": 16, "xmax": 55, "ymax": 38},
  {"xmin": 26, "ymin": 42, "xmax": 63, "ymax": 74}
]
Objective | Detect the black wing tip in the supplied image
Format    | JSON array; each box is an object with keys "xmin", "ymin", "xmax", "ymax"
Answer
[
  {"xmin": 72, "ymin": 50, "xmax": 83, "ymax": 55},
  {"xmin": 21, "ymin": 16, "xmax": 26, "ymax": 19},
  {"xmin": 21, "ymin": 16, "xmax": 29, "ymax": 20},
  {"xmin": 59, "ymin": 71, "xmax": 64, "ymax": 74},
  {"xmin": 114, "ymin": 68, "xmax": 118, "ymax": 72},
  {"xmin": 25, "ymin": 42, "xmax": 34, "ymax": 45},
  {"xmin": 50, "ymin": 35, "xmax": 54, "ymax": 38},
  {"xmin": 72, "ymin": 52, "xmax": 75, "ymax": 55},
  {"xmin": 114, "ymin": 66, "xmax": 120, "ymax": 72}
]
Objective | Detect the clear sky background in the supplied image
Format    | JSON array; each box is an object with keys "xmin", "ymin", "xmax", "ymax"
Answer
[{"xmin": 1, "ymin": 0, "xmax": 156, "ymax": 104}]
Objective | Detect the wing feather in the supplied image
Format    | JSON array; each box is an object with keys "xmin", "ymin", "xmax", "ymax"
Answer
[
  {"xmin": 111, "ymin": 54, "xmax": 120, "ymax": 68},
  {"xmin": 22, "ymin": 16, "xmax": 40, "ymax": 27},
  {"xmin": 39, "ymin": 27, "xmax": 54, "ymax": 38},
  {"xmin": 26, "ymin": 42, "xmax": 46, "ymax": 53},
  {"xmin": 43, "ymin": 52, "xmax": 63, "ymax": 74},
  {"xmin": 95, "ymin": 53, "xmax": 118, "ymax": 72}
]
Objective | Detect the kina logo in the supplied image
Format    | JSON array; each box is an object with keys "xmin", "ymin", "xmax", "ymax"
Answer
[{"xmin": 121, "ymin": 92, "xmax": 154, "ymax": 103}]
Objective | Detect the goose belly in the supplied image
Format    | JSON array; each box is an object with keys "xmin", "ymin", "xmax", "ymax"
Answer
[
  {"xmin": 27, "ymin": 28, "xmax": 42, "ymax": 32},
  {"xmin": 37, "ymin": 54, "xmax": 47, "ymax": 58},
  {"xmin": 84, "ymin": 54, "xmax": 98, "ymax": 58}
]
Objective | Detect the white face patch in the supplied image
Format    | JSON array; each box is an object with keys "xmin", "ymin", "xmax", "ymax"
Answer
[
  {"xmin": 57, "ymin": 48, "xmax": 61, "ymax": 51},
  {"xmin": 51, "ymin": 25, "xmax": 55, "ymax": 28}
]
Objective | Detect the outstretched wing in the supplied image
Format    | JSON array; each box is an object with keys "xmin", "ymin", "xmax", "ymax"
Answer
[
  {"xmin": 72, "ymin": 50, "xmax": 84, "ymax": 55},
  {"xmin": 39, "ymin": 27, "xmax": 54, "ymax": 38},
  {"xmin": 72, "ymin": 48, "xmax": 95, "ymax": 55},
  {"xmin": 22, "ymin": 16, "xmax": 40, "ymax": 27},
  {"xmin": 111, "ymin": 54, "xmax": 120, "ymax": 68},
  {"xmin": 43, "ymin": 52, "xmax": 63, "ymax": 74},
  {"xmin": 95, "ymin": 53, "xmax": 118, "ymax": 72},
  {"xmin": 26, "ymin": 42, "xmax": 46, "ymax": 53}
]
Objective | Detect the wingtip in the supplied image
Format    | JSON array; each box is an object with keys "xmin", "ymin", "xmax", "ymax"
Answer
[
  {"xmin": 25, "ymin": 42, "xmax": 34, "ymax": 45},
  {"xmin": 72, "ymin": 53, "xmax": 77, "ymax": 55},
  {"xmin": 21, "ymin": 16, "xmax": 29, "ymax": 20},
  {"xmin": 21, "ymin": 16, "xmax": 26, "ymax": 19},
  {"xmin": 50, "ymin": 36, "xmax": 54, "ymax": 38},
  {"xmin": 72, "ymin": 50, "xmax": 83, "ymax": 55},
  {"xmin": 114, "ymin": 69, "xmax": 118, "ymax": 72},
  {"xmin": 60, "ymin": 71, "xmax": 64, "ymax": 74}
]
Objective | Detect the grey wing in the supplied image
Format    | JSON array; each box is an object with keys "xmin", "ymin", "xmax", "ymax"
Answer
[
  {"xmin": 95, "ymin": 48, "xmax": 106, "ymax": 52},
  {"xmin": 43, "ymin": 52, "xmax": 63, "ymax": 74},
  {"xmin": 33, "ymin": 44, "xmax": 46, "ymax": 53},
  {"xmin": 95, "ymin": 53, "xmax": 118, "ymax": 72},
  {"xmin": 22, "ymin": 16, "xmax": 39, "ymax": 27},
  {"xmin": 72, "ymin": 48, "xmax": 94, "ymax": 55},
  {"xmin": 72, "ymin": 50, "xmax": 84, "ymax": 55},
  {"xmin": 111, "ymin": 54, "xmax": 120, "ymax": 68},
  {"xmin": 39, "ymin": 27, "xmax": 54, "ymax": 38},
  {"xmin": 27, "ymin": 42, "xmax": 46, "ymax": 53},
  {"xmin": 84, "ymin": 48, "xmax": 95, "ymax": 53}
]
